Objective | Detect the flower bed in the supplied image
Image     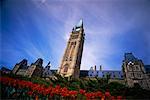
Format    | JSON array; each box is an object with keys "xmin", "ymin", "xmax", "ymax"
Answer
[{"xmin": 0, "ymin": 77, "xmax": 124, "ymax": 99}]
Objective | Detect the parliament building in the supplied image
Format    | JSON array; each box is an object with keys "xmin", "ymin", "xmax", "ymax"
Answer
[{"xmin": 11, "ymin": 20, "xmax": 150, "ymax": 90}]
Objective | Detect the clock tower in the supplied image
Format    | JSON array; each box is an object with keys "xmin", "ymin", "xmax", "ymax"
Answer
[{"xmin": 58, "ymin": 19, "xmax": 85, "ymax": 78}]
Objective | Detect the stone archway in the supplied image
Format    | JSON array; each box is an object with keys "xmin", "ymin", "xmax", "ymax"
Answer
[{"xmin": 63, "ymin": 64, "xmax": 69, "ymax": 72}]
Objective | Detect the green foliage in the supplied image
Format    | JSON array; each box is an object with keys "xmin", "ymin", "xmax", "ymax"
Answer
[
  {"xmin": 107, "ymin": 82, "xmax": 126, "ymax": 96},
  {"xmin": 31, "ymin": 77, "xmax": 51, "ymax": 87},
  {"xmin": 79, "ymin": 78, "xmax": 87, "ymax": 90},
  {"xmin": 1, "ymin": 72, "xmax": 150, "ymax": 99},
  {"xmin": 125, "ymin": 86, "xmax": 150, "ymax": 99}
]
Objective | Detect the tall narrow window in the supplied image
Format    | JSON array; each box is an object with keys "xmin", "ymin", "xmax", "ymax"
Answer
[
  {"xmin": 64, "ymin": 67, "xmax": 68, "ymax": 72},
  {"xmin": 63, "ymin": 64, "xmax": 69, "ymax": 72}
]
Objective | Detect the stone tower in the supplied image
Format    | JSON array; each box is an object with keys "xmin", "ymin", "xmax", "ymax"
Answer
[
  {"xmin": 122, "ymin": 53, "xmax": 150, "ymax": 89},
  {"xmin": 58, "ymin": 19, "xmax": 85, "ymax": 78}
]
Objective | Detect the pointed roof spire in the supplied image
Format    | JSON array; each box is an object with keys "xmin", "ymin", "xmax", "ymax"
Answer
[
  {"xmin": 47, "ymin": 61, "xmax": 51, "ymax": 66},
  {"xmin": 45, "ymin": 61, "xmax": 51, "ymax": 69},
  {"xmin": 72, "ymin": 19, "xmax": 84, "ymax": 32},
  {"xmin": 76, "ymin": 19, "xmax": 83, "ymax": 27}
]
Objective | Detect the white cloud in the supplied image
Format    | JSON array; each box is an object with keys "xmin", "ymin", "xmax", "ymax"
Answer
[{"xmin": 29, "ymin": 0, "xmax": 150, "ymax": 70}]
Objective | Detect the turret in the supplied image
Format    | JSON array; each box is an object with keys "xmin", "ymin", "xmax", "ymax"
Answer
[{"xmin": 99, "ymin": 65, "xmax": 102, "ymax": 71}]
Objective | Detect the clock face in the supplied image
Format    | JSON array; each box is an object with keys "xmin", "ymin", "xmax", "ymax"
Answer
[
  {"xmin": 128, "ymin": 61, "xmax": 134, "ymax": 65},
  {"xmin": 76, "ymin": 28, "xmax": 80, "ymax": 31}
]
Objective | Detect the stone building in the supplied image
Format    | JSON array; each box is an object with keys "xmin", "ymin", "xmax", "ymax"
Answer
[
  {"xmin": 25, "ymin": 58, "xmax": 43, "ymax": 78},
  {"xmin": 1, "ymin": 67, "xmax": 11, "ymax": 74},
  {"xmin": 144, "ymin": 65, "xmax": 150, "ymax": 78},
  {"xmin": 42, "ymin": 62, "xmax": 52, "ymax": 77},
  {"xmin": 57, "ymin": 19, "xmax": 85, "ymax": 78},
  {"xmin": 12, "ymin": 58, "xmax": 44, "ymax": 78},
  {"xmin": 122, "ymin": 53, "xmax": 150, "ymax": 89},
  {"xmin": 88, "ymin": 65, "xmax": 124, "ymax": 80},
  {"xmin": 12, "ymin": 59, "xmax": 28, "ymax": 76}
]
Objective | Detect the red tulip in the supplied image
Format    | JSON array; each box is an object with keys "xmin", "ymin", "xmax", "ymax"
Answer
[
  {"xmin": 117, "ymin": 96, "xmax": 123, "ymax": 100},
  {"xmin": 95, "ymin": 91, "xmax": 103, "ymax": 97},
  {"xmin": 0, "ymin": 77, "xmax": 125, "ymax": 99},
  {"xmin": 27, "ymin": 91, "xmax": 33, "ymax": 96},
  {"xmin": 105, "ymin": 91, "xmax": 111, "ymax": 97},
  {"xmin": 111, "ymin": 96, "xmax": 115, "ymax": 100},
  {"xmin": 69, "ymin": 90, "xmax": 78, "ymax": 97},
  {"xmin": 79, "ymin": 89, "xmax": 86, "ymax": 95}
]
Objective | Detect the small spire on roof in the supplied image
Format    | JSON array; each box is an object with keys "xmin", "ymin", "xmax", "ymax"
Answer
[
  {"xmin": 76, "ymin": 19, "xmax": 83, "ymax": 27},
  {"xmin": 47, "ymin": 61, "xmax": 51, "ymax": 66}
]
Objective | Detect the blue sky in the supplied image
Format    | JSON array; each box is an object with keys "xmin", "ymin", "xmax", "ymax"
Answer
[{"xmin": 1, "ymin": 0, "xmax": 150, "ymax": 70}]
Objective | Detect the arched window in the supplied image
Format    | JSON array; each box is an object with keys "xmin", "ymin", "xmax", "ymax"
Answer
[
  {"xmin": 63, "ymin": 64, "xmax": 69, "ymax": 72},
  {"xmin": 128, "ymin": 65, "xmax": 132, "ymax": 71},
  {"xmin": 64, "ymin": 67, "xmax": 68, "ymax": 72}
]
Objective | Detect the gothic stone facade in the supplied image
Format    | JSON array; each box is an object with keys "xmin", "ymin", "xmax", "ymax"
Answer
[
  {"xmin": 12, "ymin": 59, "xmax": 28, "ymax": 76},
  {"xmin": 25, "ymin": 58, "xmax": 43, "ymax": 78},
  {"xmin": 57, "ymin": 20, "xmax": 85, "ymax": 78},
  {"xmin": 12, "ymin": 58, "xmax": 44, "ymax": 78},
  {"xmin": 122, "ymin": 53, "xmax": 150, "ymax": 90}
]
